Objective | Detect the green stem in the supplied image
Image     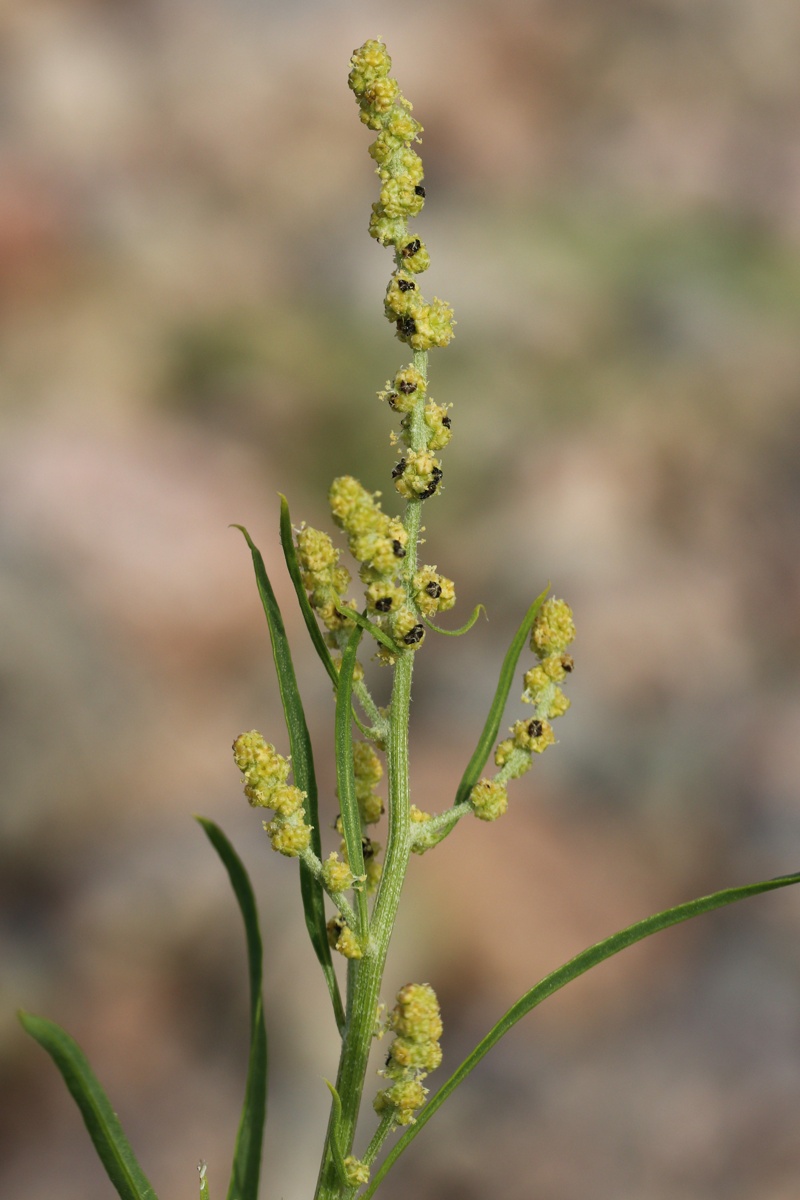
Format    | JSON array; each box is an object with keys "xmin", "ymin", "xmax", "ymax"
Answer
[
  {"xmin": 352, "ymin": 678, "xmax": 389, "ymax": 743},
  {"xmin": 299, "ymin": 848, "xmax": 359, "ymax": 929},
  {"xmin": 410, "ymin": 800, "xmax": 472, "ymax": 851},
  {"xmin": 314, "ymin": 353, "xmax": 428, "ymax": 1200}
]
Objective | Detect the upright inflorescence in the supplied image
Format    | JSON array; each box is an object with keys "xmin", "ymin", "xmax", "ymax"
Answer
[
  {"xmin": 348, "ymin": 36, "xmax": 456, "ymax": 517},
  {"xmin": 348, "ymin": 39, "xmax": 455, "ymax": 356},
  {"xmin": 374, "ymin": 983, "xmax": 442, "ymax": 1126},
  {"xmin": 232, "ymin": 731, "xmax": 313, "ymax": 855},
  {"xmin": 470, "ymin": 598, "xmax": 576, "ymax": 822}
]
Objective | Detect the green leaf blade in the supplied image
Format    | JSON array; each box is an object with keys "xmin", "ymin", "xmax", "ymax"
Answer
[
  {"xmin": 453, "ymin": 586, "xmax": 549, "ymax": 808},
  {"xmin": 196, "ymin": 818, "xmax": 267, "ymax": 1200},
  {"xmin": 278, "ymin": 495, "xmax": 340, "ymax": 690},
  {"xmin": 335, "ymin": 621, "xmax": 369, "ymax": 936},
  {"xmin": 19, "ymin": 1011, "xmax": 159, "ymax": 1200},
  {"xmin": 362, "ymin": 869, "xmax": 800, "ymax": 1198},
  {"xmin": 233, "ymin": 524, "xmax": 345, "ymax": 1033}
]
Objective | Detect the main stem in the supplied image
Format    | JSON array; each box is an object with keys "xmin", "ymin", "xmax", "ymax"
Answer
[{"xmin": 314, "ymin": 352, "xmax": 427, "ymax": 1200}]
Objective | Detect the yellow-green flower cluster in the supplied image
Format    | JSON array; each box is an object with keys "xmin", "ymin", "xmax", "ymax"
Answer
[
  {"xmin": 329, "ymin": 474, "xmax": 426, "ymax": 656},
  {"xmin": 375, "ymin": 983, "xmax": 442, "ymax": 1126},
  {"xmin": 330, "ymin": 476, "xmax": 408, "ymax": 581},
  {"xmin": 378, "ymin": 365, "xmax": 452, "ymax": 503},
  {"xmin": 524, "ymin": 597, "xmax": 575, "ymax": 721},
  {"xmin": 469, "ymin": 598, "xmax": 575, "ymax": 820},
  {"xmin": 332, "ymin": 741, "xmax": 384, "ymax": 894},
  {"xmin": 343, "ymin": 1158, "xmax": 369, "ymax": 1188},
  {"xmin": 353, "ymin": 740, "xmax": 384, "ymax": 825},
  {"xmin": 295, "ymin": 524, "xmax": 353, "ymax": 634},
  {"xmin": 233, "ymin": 731, "xmax": 312, "ymax": 856},
  {"xmin": 321, "ymin": 851, "xmax": 355, "ymax": 894},
  {"xmin": 412, "ymin": 565, "xmax": 455, "ymax": 617},
  {"xmin": 348, "ymin": 38, "xmax": 455, "ymax": 354},
  {"xmin": 327, "ymin": 915, "xmax": 362, "ymax": 960}
]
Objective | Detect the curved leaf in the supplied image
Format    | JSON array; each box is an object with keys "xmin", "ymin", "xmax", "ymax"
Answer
[
  {"xmin": 453, "ymin": 587, "xmax": 549, "ymax": 808},
  {"xmin": 233, "ymin": 524, "xmax": 345, "ymax": 1034},
  {"xmin": 19, "ymin": 1011, "xmax": 159, "ymax": 1200},
  {"xmin": 278, "ymin": 495, "xmax": 340, "ymax": 690},
  {"xmin": 196, "ymin": 818, "xmax": 267, "ymax": 1200},
  {"xmin": 361, "ymin": 869, "xmax": 800, "ymax": 1198},
  {"xmin": 422, "ymin": 603, "xmax": 486, "ymax": 637}
]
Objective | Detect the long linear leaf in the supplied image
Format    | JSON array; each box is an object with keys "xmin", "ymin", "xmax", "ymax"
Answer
[
  {"xmin": 361, "ymin": 869, "xmax": 800, "ymax": 1198},
  {"xmin": 335, "ymin": 603, "xmax": 401, "ymax": 655},
  {"xmin": 18, "ymin": 1011, "xmax": 159, "ymax": 1200},
  {"xmin": 278, "ymin": 495, "xmax": 340, "ymax": 690},
  {"xmin": 233, "ymin": 524, "xmax": 345, "ymax": 1033},
  {"xmin": 335, "ymin": 620, "xmax": 369, "ymax": 937},
  {"xmin": 453, "ymin": 586, "xmax": 549, "ymax": 808},
  {"xmin": 197, "ymin": 818, "xmax": 267, "ymax": 1200}
]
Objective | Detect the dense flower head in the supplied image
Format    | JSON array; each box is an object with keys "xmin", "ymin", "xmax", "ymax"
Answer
[
  {"xmin": 347, "ymin": 38, "xmax": 392, "ymax": 97},
  {"xmin": 329, "ymin": 476, "xmax": 410, "ymax": 581},
  {"xmin": 233, "ymin": 731, "xmax": 312, "ymax": 856},
  {"xmin": 327, "ymin": 915, "xmax": 362, "ymax": 959},
  {"xmin": 343, "ymin": 1158, "xmax": 370, "ymax": 1187},
  {"xmin": 353, "ymin": 740, "xmax": 385, "ymax": 824},
  {"xmin": 375, "ymin": 983, "xmax": 442, "ymax": 1125},
  {"xmin": 531, "ymin": 597, "xmax": 576, "ymax": 658},
  {"xmin": 294, "ymin": 524, "xmax": 354, "ymax": 634},
  {"xmin": 470, "ymin": 777, "xmax": 509, "ymax": 821},
  {"xmin": 321, "ymin": 851, "xmax": 355, "ymax": 894},
  {"xmin": 412, "ymin": 566, "xmax": 455, "ymax": 617},
  {"xmin": 393, "ymin": 448, "xmax": 443, "ymax": 501}
]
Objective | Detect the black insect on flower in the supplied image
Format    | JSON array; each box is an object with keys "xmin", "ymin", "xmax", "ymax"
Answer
[
  {"xmin": 418, "ymin": 467, "xmax": 443, "ymax": 499},
  {"xmin": 396, "ymin": 315, "xmax": 417, "ymax": 338}
]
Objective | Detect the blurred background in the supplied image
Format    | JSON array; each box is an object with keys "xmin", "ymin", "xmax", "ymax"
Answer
[{"xmin": 3, "ymin": 1, "xmax": 800, "ymax": 1198}]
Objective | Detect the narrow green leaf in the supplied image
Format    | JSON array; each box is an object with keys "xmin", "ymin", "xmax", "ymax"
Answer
[
  {"xmin": 361, "ymin": 869, "xmax": 800, "ymax": 1199},
  {"xmin": 233, "ymin": 524, "xmax": 345, "ymax": 1034},
  {"xmin": 422, "ymin": 603, "xmax": 486, "ymax": 637},
  {"xmin": 18, "ymin": 1011, "xmax": 159, "ymax": 1200},
  {"xmin": 335, "ymin": 603, "xmax": 401, "ymax": 654},
  {"xmin": 196, "ymin": 818, "xmax": 267, "ymax": 1200},
  {"xmin": 278, "ymin": 495, "xmax": 340, "ymax": 691},
  {"xmin": 335, "ymin": 620, "xmax": 369, "ymax": 937},
  {"xmin": 453, "ymin": 586, "xmax": 549, "ymax": 808},
  {"xmin": 198, "ymin": 1161, "xmax": 210, "ymax": 1200},
  {"xmin": 323, "ymin": 1080, "xmax": 350, "ymax": 1188}
]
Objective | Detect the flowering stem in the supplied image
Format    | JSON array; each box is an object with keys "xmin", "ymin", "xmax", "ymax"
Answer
[{"xmin": 314, "ymin": 351, "xmax": 430, "ymax": 1200}]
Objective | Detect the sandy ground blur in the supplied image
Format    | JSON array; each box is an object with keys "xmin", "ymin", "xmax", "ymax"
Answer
[{"xmin": 3, "ymin": 2, "xmax": 800, "ymax": 1198}]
